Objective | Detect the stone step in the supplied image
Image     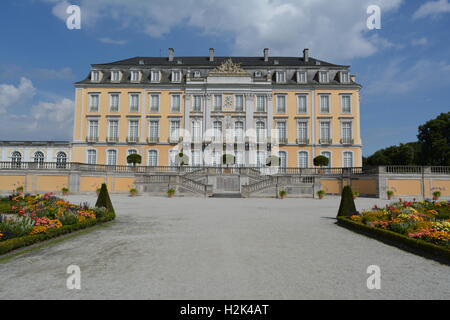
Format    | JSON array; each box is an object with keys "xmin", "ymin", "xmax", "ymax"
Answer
[{"xmin": 211, "ymin": 193, "xmax": 242, "ymax": 198}]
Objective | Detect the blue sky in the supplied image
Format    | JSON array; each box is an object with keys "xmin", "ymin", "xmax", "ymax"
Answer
[{"xmin": 0, "ymin": 0, "xmax": 449, "ymax": 155}]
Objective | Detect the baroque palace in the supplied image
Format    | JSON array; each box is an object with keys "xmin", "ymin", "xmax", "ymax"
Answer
[{"xmin": 1, "ymin": 48, "xmax": 362, "ymax": 169}]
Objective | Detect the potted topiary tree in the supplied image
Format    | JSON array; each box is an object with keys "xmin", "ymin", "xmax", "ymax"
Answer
[
  {"xmin": 95, "ymin": 183, "xmax": 115, "ymax": 214},
  {"xmin": 352, "ymin": 191, "xmax": 359, "ymax": 199},
  {"xmin": 129, "ymin": 188, "xmax": 138, "ymax": 197},
  {"xmin": 167, "ymin": 188, "xmax": 175, "ymax": 198},
  {"xmin": 16, "ymin": 186, "xmax": 24, "ymax": 195},
  {"xmin": 222, "ymin": 154, "xmax": 235, "ymax": 173},
  {"xmin": 432, "ymin": 190, "xmax": 441, "ymax": 201},
  {"xmin": 61, "ymin": 187, "xmax": 69, "ymax": 196},
  {"xmin": 279, "ymin": 189, "xmax": 287, "ymax": 199},
  {"xmin": 313, "ymin": 155, "xmax": 329, "ymax": 174},
  {"xmin": 127, "ymin": 154, "xmax": 142, "ymax": 170},
  {"xmin": 317, "ymin": 189, "xmax": 326, "ymax": 199},
  {"xmin": 387, "ymin": 190, "xmax": 394, "ymax": 200},
  {"xmin": 337, "ymin": 185, "xmax": 357, "ymax": 217}
]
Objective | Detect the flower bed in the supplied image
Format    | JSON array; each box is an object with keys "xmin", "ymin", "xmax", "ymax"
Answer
[
  {"xmin": 0, "ymin": 193, "xmax": 115, "ymax": 255},
  {"xmin": 338, "ymin": 199, "xmax": 450, "ymax": 265}
]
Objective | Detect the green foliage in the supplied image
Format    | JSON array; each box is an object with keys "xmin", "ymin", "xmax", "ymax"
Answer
[
  {"xmin": 0, "ymin": 216, "xmax": 35, "ymax": 239},
  {"xmin": 279, "ymin": 190, "xmax": 287, "ymax": 197},
  {"xmin": 167, "ymin": 188, "xmax": 175, "ymax": 196},
  {"xmin": 433, "ymin": 191, "xmax": 442, "ymax": 198},
  {"xmin": 95, "ymin": 184, "xmax": 115, "ymax": 214},
  {"xmin": 337, "ymin": 185, "xmax": 357, "ymax": 217},
  {"xmin": 365, "ymin": 142, "xmax": 421, "ymax": 166},
  {"xmin": 126, "ymin": 153, "xmax": 142, "ymax": 166},
  {"xmin": 58, "ymin": 211, "xmax": 78, "ymax": 226},
  {"xmin": 387, "ymin": 190, "xmax": 394, "ymax": 197},
  {"xmin": 418, "ymin": 112, "xmax": 450, "ymax": 166},
  {"xmin": 313, "ymin": 155, "xmax": 329, "ymax": 167},
  {"xmin": 222, "ymin": 154, "xmax": 235, "ymax": 165}
]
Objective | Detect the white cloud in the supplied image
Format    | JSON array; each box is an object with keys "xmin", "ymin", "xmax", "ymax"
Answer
[
  {"xmin": 413, "ymin": 0, "xmax": 450, "ymax": 19},
  {"xmin": 0, "ymin": 77, "xmax": 36, "ymax": 114},
  {"xmin": 411, "ymin": 37, "xmax": 428, "ymax": 46},
  {"xmin": 99, "ymin": 37, "xmax": 128, "ymax": 45},
  {"xmin": 365, "ymin": 59, "xmax": 450, "ymax": 94},
  {"xmin": 0, "ymin": 78, "xmax": 73, "ymax": 140},
  {"xmin": 44, "ymin": 0, "xmax": 403, "ymax": 61}
]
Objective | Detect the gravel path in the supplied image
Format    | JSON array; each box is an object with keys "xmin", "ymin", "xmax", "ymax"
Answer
[{"xmin": 0, "ymin": 195, "xmax": 448, "ymax": 299}]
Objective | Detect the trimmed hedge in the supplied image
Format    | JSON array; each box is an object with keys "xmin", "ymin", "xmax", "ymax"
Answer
[
  {"xmin": 337, "ymin": 185, "xmax": 357, "ymax": 217},
  {"xmin": 337, "ymin": 216, "xmax": 450, "ymax": 266},
  {"xmin": 0, "ymin": 211, "xmax": 115, "ymax": 256}
]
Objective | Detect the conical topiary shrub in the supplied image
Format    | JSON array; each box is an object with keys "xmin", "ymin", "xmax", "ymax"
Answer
[
  {"xmin": 337, "ymin": 185, "xmax": 357, "ymax": 217},
  {"xmin": 95, "ymin": 183, "xmax": 115, "ymax": 214}
]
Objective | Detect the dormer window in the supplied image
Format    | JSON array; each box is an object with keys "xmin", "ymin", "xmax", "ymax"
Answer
[
  {"xmin": 297, "ymin": 71, "xmax": 307, "ymax": 84},
  {"xmin": 341, "ymin": 71, "xmax": 350, "ymax": 83},
  {"xmin": 194, "ymin": 71, "xmax": 201, "ymax": 78},
  {"xmin": 276, "ymin": 71, "xmax": 286, "ymax": 83},
  {"xmin": 172, "ymin": 71, "xmax": 181, "ymax": 83},
  {"xmin": 151, "ymin": 70, "xmax": 161, "ymax": 83},
  {"xmin": 111, "ymin": 71, "xmax": 120, "ymax": 82},
  {"xmin": 91, "ymin": 71, "xmax": 100, "ymax": 82},
  {"xmin": 130, "ymin": 71, "xmax": 140, "ymax": 82},
  {"xmin": 319, "ymin": 71, "xmax": 329, "ymax": 83},
  {"xmin": 254, "ymin": 71, "xmax": 262, "ymax": 77}
]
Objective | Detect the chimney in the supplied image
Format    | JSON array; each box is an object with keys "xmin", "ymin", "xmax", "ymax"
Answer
[
  {"xmin": 264, "ymin": 48, "xmax": 269, "ymax": 62},
  {"xmin": 209, "ymin": 48, "xmax": 214, "ymax": 62},
  {"xmin": 303, "ymin": 48, "xmax": 309, "ymax": 62},
  {"xmin": 168, "ymin": 48, "xmax": 174, "ymax": 62}
]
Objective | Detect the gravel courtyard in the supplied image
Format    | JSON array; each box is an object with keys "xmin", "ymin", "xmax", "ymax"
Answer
[{"xmin": 0, "ymin": 195, "xmax": 448, "ymax": 299}]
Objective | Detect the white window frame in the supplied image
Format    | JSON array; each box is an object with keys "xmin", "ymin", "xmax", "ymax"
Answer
[
  {"xmin": 151, "ymin": 70, "xmax": 161, "ymax": 83},
  {"xmin": 109, "ymin": 93, "xmax": 120, "ymax": 112},
  {"xmin": 235, "ymin": 95, "xmax": 244, "ymax": 112},
  {"xmin": 170, "ymin": 120, "xmax": 181, "ymax": 141},
  {"xmin": 319, "ymin": 71, "xmax": 330, "ymax": 83},
  {"xmin": 341, "ymin": 71, "xmax": 350, "ymax": 84},
  {"xmin": 148, "ymin": 149, "xmax": 159, "ymax": 166},
  {"xmin": 108, "ymin": 120, "xmax": 119, "ymax": 140},
  {"xmin": 297, "ymin": 94, "xmax": 307, "ymax": 113},
  {"xmin": 342, "ymin": 150, "xmax": 354, "ymax": 168},
  {"xmin": 276, "ymin": 95, "xmax": 286, "ymax": 113},
  {"xmin": 298, "ymin": 150, "xmax": 309, "ymax": 168},
  {"xmin": 171, "ymin": 94, "xmax": 181, "ymax": 113},
  {"xmin": 341, "ymin": 94, "xmax": 352, "ymax": 113},
  {"xmin": 319, "ymin": 94, "xmax": 330, "ymax": 113},
  {"xmin": 129, "ymin": 93, "xmax": 140, "ymax": 112},
  {"xmin": 297, "ymin": 120, "xmax": 308, "ymax": 142},
  {"xmin": 128, "ymin": 120, "xmax": 139, "ymax": 139},
  {"xmin": 191, "ymin": 119, "xmax": 202, "ymax": 142},
  {"xmin": 148, "ymin": 119, "xmax": 160, "ymax": 140},
  {"xmin": 89, "ymin": 93, "xmax": 100, "ymax": 112},
  {"xmin": 319, "ymin": 121, "xmax": 331, "ymax": 142},
  {"xmin": 297, "ymin": 71, "xmax": 307, "ymax": 84},
  {"xmin": 87, "ymin": 149, "xmax": 97, "ymax": 165},
  {"xmin": 106, "ymin": 149, "xmax": 118, "ymax": 166},
  {"xmin": 320, "ymin": 151, "xmax": 332, "ymax": 168},
  {"xmin": 149, "ymin": 94, "xmax": 160, "ymax": 112},
  {"xmin": 341, "ymin": 121, "xmax": 353, "ymax": 142},
  {"xmin": 192, "ymin": 95, "xmax": 202, "ymax": 112},
  {"xmin": 256, "ymin": 95, "xmax": 266, "ymax": 112},
  {"xmin": 88, "ymin": 120, "xmax": 99, "ymax": 139},
  {"xmin": 276, "ymin": 121, "xmax": 287, "ymax": 142},
  {"xmin": 214, "ymin": 95, "xmax": 222, "ymax": 111},
  {"xmin": 111, "ymin": 71, "xmax": 120, "ymax": 82},
  {"xmin": 276, "ymin": 71, "xmax": 286, "ymax": 83},
  {"xmin": 91, "ymin": 71, "xmax": 100, "ymax": 82},
  {"xmin": 171, "ymin": 71, "xmax": 181, "ymax": 83},
  {"xmin": 130, "ymin": 71, "xmax": 140, "ymax": 82}
]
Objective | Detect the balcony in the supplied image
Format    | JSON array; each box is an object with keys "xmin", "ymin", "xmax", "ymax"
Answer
[
  {"xmin": 106, "ymin": 137, "xmax": 119, "ymax": 143},
  {"xmin": 340, "ymin": 138, "xmax": 354, "ymax": 145},
  {"xmin": 168, "ymin": 137, "xmax": 182, "ymax": 144},
  {"xmin": 126, "ymin": 136, "xmax": 139, "ymax": 144},
  {"xmin": 296, "ymin": 138, "xmax": 309, "ymax": 145},
  {"xmin": 86, "ymin": 136, "xmax": 99, "ymax": 143},
  {"xmin": 319, "ymin": 138, "xmax": 332, "ymax": 145},
  {"xmin": 278, "ymin": 137, "xmax": 288, "ymax": 144},
  {"xmin": 146, "ymin": 137, "xmax": 159, "ymax": 144}
]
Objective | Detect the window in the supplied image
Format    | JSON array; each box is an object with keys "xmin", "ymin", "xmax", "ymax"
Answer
[
  {"xmin": 148, "ymin": 150, "xmax": 158, "ymax": 166},
  {"xmin": 343, "ymin": 151, "xmax": 353, "ymax": 168},
  {"xmin": 56, "ymin": 152, "xmax": 67, "ymax": 168},
  {"xmin": 319, "ymin": 95, "xmax": 330, "ymax": 113},
  {"xmin": 111, "ymin": 71, "xmax": 120, "ymax": 82},
  {"xmin": 319, "ymin": 71, "xmax": 329, "ymax": 83},
  {"xmin": 256, "ymin": 121, "xmax": 266, "ymax": 142},
  {"xmin": 298, "ymin": 151, "xmax": 308, "ymax": 168},
  {"xmin": 128, "ymin": 120, "xmax": 139, "ymax": 139},
  {"xmin": 276, "ymin": 95, "xmax": 286, "ymax": 113},
  {"xmin": 129, "ymin": 93, "xmax": 139, "ymax": 112},
  {"xmin": 192, "ymin": 120, "xmax": 202, "ymax": 142},
  {"xmin": 169, "ymin": 150, "xmax": 178, "ymax": 166},
  {"xmin": 212, "ymin": 151, "xmax": 221, "ymax": 167},
  {"xmin": 194, "ymin": 71, "xmax": 201, "ymax": 78},
  {"xmin": 341, "ymin": 122, "xmax": 352, "ymax": 144},
  {"xmin": 11, "ymin": 151, "xmax": 22, "ymax": 167},
  {"xmin": 213, "ymin": 121, "xmax": 222, "ymax": 141},
  {"xmin": 148, "ymin": 120, "xmax": 159, "ymax": 141},
  {"xmin": 170, "ymin": 120, "xmax": 180, "ymax": 141},
  {"xmin": 109, "ymin": 93, "xmax": 119, "ymax": 112},
  {"xmin": 89, "ymin": 94, "xmax": 99, "ymax": 112},
  {"xmin": 277, "ymin": 122, "xmax": 287, "ymax": 142},
  {"xmin": 320, "ymin": 122, "xmax": 331, "ymax": 142},
  {"xmin": 87, "ymin": 150, "xmax": 97, "ymax": 165},
  {"xmin": 341, "ymin": 71, "xmax": 350, "ymax": 83},
  {"xmin": 297, "ymin": 95, "xmax": 307, "ymax": 113},
  {"xmin": 107, "ymin": 150, "xmax": 117, "ymax": 166},
  {"xmin": 191, "ymin": 150, "xmax": 201, "ymax": 166},
  {"xmin": 151, "ymin": 71, "xmax": 160, "ymax": 82},
  {"xmin": 149, "ymin": 94, "xmax": 159, "ymax": 112},
  {"xmin": 172, "ymin": 71, "xmax": 181, "ymax": 82},
  {"xmin": 254, "ymin": 71, "xmax": 262, "ymax": 77},
  {"xmin": 235, "ymin": 95, "xmax": 244, "ymax": 112},
  {"xmin": 91, "ymin": 71, "xmax": 100, "ymax": 82},
  {"xmin": 297, "ymin": 71, "xmax": 307, "ymax": 84},
  {"xmin": 88, "ymin": 120, "xmax": 99, "ymax": 139},
  {"xmin": 257, "ymin": 151, "xmax": 266, "ymax": 167},
  {"xmin": 130, "ymin": 71, "xmax": 139, "ymax": 82},
  {"xmin": 34, "ymin": 151, "xmax": 44, "ymax": 165},
  {"xmin": 108, "ymin": 120, "xmax": 119, "ymax": 141},
  {"xmin": 256, "ymin": 96, "xmax": 266, "ymax": 112},
  {"xmin": 214, "ymin": 95, "xmax": 222, "ymax": 111},
  {"xmin": 321, "ymin": 151, "xmax": 332, "ymax": 168},
  {"xmin": 234, "ymin": 121, "xmax": 244, "ymax": 141},
  {"xmin": 127, "ymin": 149, "xmax": 137, "ymax": 165},
  {"xmin": 171, "ymin": 94, "xmax": 181, "ymax": 112},
  {"xmin": 193, "ymin": 95, "xmax": 202, "ymax": 112},
  {"xmin": 297, "ymin": 121, "xmax": 308, "ymax": 143},
  {"xmin": 341, "ymin": 95, "xmax": 351, "ymax": 113},
  {"xmin": 276, "ymin": 71, "xmax": 286, "ymax": 83},
  {"xmin": 235, "ymin": 151, "xmax": 244, "ymax": 167},
  {"xmin": 278, "ymin": 151, "xmax": 287, "ymax": 168}
]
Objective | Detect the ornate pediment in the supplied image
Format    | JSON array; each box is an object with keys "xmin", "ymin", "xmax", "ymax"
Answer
[{"xmin": 210, "ymin": 59, "xmax": 249, "ymax": 75}]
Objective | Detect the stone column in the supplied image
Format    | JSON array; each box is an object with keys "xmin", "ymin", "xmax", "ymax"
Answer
[
  {"xmin": 204, "ymin": 94, "xmax": 211, "ymax": 133},
  {"xmin": 266, "ymin": 94, "xmax": 273, "ymax": 139},
  {"xmin": 184, "ymin": 94, "xmax": 191, "ymax": 134},
  {"xmin": 245, "ymin": 94, "xmax": 254, "ymax": 131}
]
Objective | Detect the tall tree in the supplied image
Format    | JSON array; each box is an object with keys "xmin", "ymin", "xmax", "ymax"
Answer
[{"xmin": 417, "ymin": 112, "xmax": 450, "ymax": 166}]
